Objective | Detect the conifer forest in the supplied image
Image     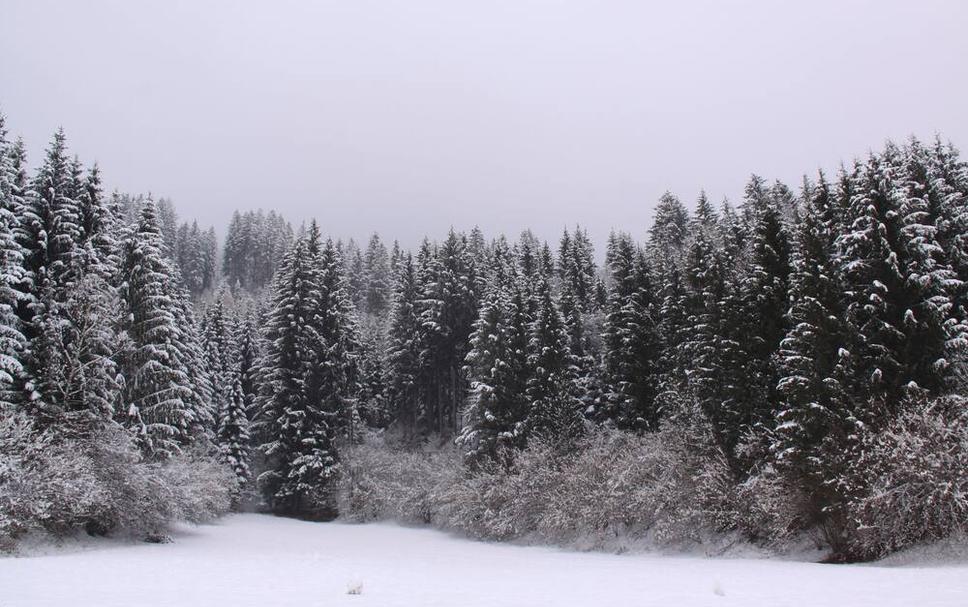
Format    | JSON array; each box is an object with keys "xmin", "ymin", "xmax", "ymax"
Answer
[
  {"xmin": 2, "ymin": 3, "xmax": 968, "ymax": 605},
  {"xmin": 2, "ymin": 113, "xmax": 967, "ymax": 567}
]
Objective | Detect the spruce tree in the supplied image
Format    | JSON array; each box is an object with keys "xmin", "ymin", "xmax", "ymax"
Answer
[
  {"xmin": 600, "ymin": 233, "xmax": 662, "ymax": 430},
  {"xmin": 679, "ymin": 225, "xmax": 746, "ymax": 472},
  {"xmin": 0, "ymin": 116, "xmax": 26, "ymax": 411},
  {"xmin": 387, "ymin": 252, "xmax": 422, "ymax": 436},
  {"xmin": 203, "ymin": 289, "xmax": 234, "ymax": 434},
  {"xmin": 256, "ymin": 225, "xmax": 352, "ymax": 519},
  {"xmin": 459, "ymin": 281, "xmax": 530, "ymax": 465},
  {"xmin": 648, "ymin": 192, "xmax": 690, "ymax": 257},
  {"xmin": 218, "ymin": 370, "xmax": 251, "ymax": 497},
  {"xmin": 119, "ymin": 200, "xmax": 203, "ymax": 457},
  {"xmin": 775, "ymin": 172, "xmax": 855, "ymax": 525},
  {"xmin": 735, "ymin": 192, "xmax": 792, "ymax": 459},
  {"xmin": 363, "ymin": 232, "xmax": 391, "ymax": 315},
  {"xmin": 836, "ymin": 149, "xmax": 965, "ymax": 409},
  {"xmin": 524, "ymin": 279, "xmax": 582, "ymax": 443}
]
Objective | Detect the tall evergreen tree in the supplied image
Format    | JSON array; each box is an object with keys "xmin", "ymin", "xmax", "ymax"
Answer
[
  {"xmin": 459, "ymin": 281, "xmax": 530, "ymax": 465},
  {"xmin": 524, "ymin": 279, "xmax": 582, "ymax": 443},
  {"xmin": 600, "ymin": 233, "xmax": 662, "ymax": 430},
  {"xmin": 0, "ymin": 116, "xmax": 27, "ymax": 411},
  {"xmin": 363, "ymin": 233, "xmax": 391, "ymax": 315},
  {"xmin": 386, "ymin": 252, "xmax": 422, "ymax": 436},
  {"xmin": 218, "ymin": 369, "xmax": 251, "ymax": 498},
  {"xmin": 256, "ymin": 224, "xmax": 355, "ymax": 519},
  {"xmin": 775, "ymin": 172, "xmax": 855, "ymax": 527},
  {"xmin": 119, "ymin": 200, "xmax": 205, "ymax": 457}
]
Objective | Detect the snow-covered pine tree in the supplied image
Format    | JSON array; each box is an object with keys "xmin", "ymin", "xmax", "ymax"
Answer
[
  {"xmin": 75, "ymin": 164, "xmax": 120, "ymax": 280},
  {"xmin": 256, "ymin": 234, "xmax": 323, "ymax": 515},
  {"xmin": 649, "ymin": 192, "xmax": 690, "ymax": 256},
  {"xmin": 256, "ymin": 223, "xmax": 352, "ymax": 519},
  {"xmin": 0, "ymin": 115, "xmax": 27, "ymax": 412},
  {"xmin": 155, "ymin": 197, "xmax": 179, "ymax": 252},
  {"xmin": 467, "ymin": 226, "xmax": 488, "ymax": 268},
  {"xmin": 775, "ymin": 172, "xmax": 855, "ymax": 526},
  {"xmin": 119, "ymin": 199, "xmax": 204, "ymax": 457},
  {"xmin": 924, "ymin": 139, "xmax": 968, "ymax": 317},
  {"xmin": 173, "ymin": 283, "xmax": 216, "ymax": 438},
  {"xmin": 18, "ymin": 129, "xmax": 87, "ymax": 419},
  {"xmin": 218, "ymin": 369, "xmax": 251, "ymax": 498},
  {"xmin": 386, "ymin": 252, "xmax": 423, "ymax": 436},
  {"xmin": 389, "ymin": 239, "xmax": 402, "ymax": 275},
  {"xmin": 459, "ymin": 280, "xmax": 530, "ymax": 466},
  {"xmin": 558, "ymin": 279, "xmax": 603, "ymax": 421},
  {"xmin": 233, "ymin": 306, "xmax": 261, "ymax": 415},
  {"xmin": 836, "ymin": 147, "xmax": 965, "ymax": 410},
  {"xmin": 175, "ymin": 220, "xmax": 206, "ymax": 295},
  {"xmin": 357, "ymin": 326, "xmax": 390, "ymax": 428},
  {"xmin": 558, "ymin": 226, "xmax": 597, "ymax": 313},
  {"xmin": 204, "ymin": 288, "xmax": 235, "ymax": 439},
  {"xmin": 363, "ymin": 232, "xmax": 391, "ymax": 315},
  {"xmin": 524, "ymin": 279, "xmax": 582, "ymax": 443},
  {"xmin": 222, "ymin": 210, "xmax": 246, "ymax": 287},
  {"xmin": 515, "ymin": 229, "xmax": 542, "ymax": 291},
  {"xmin": 678, "ymin": 222, "xmax": 747, "ymax": 472},
  {"xmin": 599, "ymin": 232, "xmax": 662, "ymax": 430},
  {"xmin": 413, "ymin": 231, "xmax": 479, "ymax": 437},
  {"xmin": 735, "ymin": 190, "xmax": 792, "ymax": 459},
  {"xmin": 691, "ymin": 190, "xmax": 719, "ymax": 232},
  {"xmin": 313, "ymin": 235, "xmax": 362, "ymax": 436},
  {"xmin": 345, "ymin": 239, "xmax": 366, "ymax": 311}
]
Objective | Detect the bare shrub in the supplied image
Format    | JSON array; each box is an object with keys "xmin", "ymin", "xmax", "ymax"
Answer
[
  {"xmin": 845, "ymin": 395, "xmax": 968, "ymax": 558},
  {"xmin": 0, "ymin": 415, "xmax": 235, "ymax": 550}
]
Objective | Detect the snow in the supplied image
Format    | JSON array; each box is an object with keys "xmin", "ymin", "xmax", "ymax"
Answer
[{"xmin": 3, "ymin": 514, "xmax": 967, "ymax": 607}]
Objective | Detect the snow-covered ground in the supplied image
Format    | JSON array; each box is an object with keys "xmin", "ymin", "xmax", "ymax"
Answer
[{"xmin": 2, "ymin": 514, "xmax": 966, "ymax": 607}]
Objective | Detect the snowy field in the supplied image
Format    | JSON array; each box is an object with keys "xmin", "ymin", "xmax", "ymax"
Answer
[{"xmin": 2, "ymin": 514, "xmax": 966, "ymax": 607}]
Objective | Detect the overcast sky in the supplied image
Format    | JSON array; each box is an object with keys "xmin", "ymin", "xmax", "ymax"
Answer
[{"xmin": 2, "ymin": 0, "xmax": 966, "ymax": 249}]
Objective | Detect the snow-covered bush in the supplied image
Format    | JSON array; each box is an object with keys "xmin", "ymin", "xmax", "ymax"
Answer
[
  {"xmin": 844, "ymin": 396, "xmax": 968, "ymax": 558},
  {"xmin": 339, "ymin": 426, "xmax": 801, "ymax": 550},
  {"xmin": 0, "ymin": 416, "xmax": 235, "ymax": 550},
  {"xmin": 338, "ymin": 433, "xmax": 459, "ymax": 524},
  {"xmin": 436, "ymin": 429, "xmax": 709, "ymax": 545}
]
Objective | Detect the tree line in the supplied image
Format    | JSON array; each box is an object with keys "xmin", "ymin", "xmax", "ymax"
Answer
[{"xmin": 2, "ymin": 109, "xmax": 966, "ymax": 558}]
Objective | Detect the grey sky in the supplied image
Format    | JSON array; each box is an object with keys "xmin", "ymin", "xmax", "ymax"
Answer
[{"xmin": 2, "ymin": 0, "xmax": 966, "ymax": 250}]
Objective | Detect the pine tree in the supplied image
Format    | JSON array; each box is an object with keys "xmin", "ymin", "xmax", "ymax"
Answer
[
  {"xmin": 155, "ymin": 197, "xmax": 179, "ymax": 252},
  {"xmin": 313, "ymin": 236, "xmax": 361, "ymax": 436},
  {"xmin": 524, "ymin": 279, "xmax": 582, "ymax": 443},
  {"xmin": 599, "ymin": 233, "xmax": 662, "ymax": 430},
  {"xmin": 233, "ymin": 307, "xmax": 261, "ymax": 415},
  {"xmin": 256, "ymin": 224, "xmax": 352, "ymax": 519},
  {"xmin": 387, "ymin": 252, "xmax": 422, "ymax": 436},
  {"xmin": 119, "ymin": 200, "xmax": 203, "ymax": 457},
  {"xmin": 775, "ymin": 172, "xmax": 855, "ymax": 524},
  {"xmin": 691, "ymin": 190, "xmax": 719, "ymax": 231},
  {"xmin": 558, "ymin": 226, "xmax": 597, "ymax": 312},
  {"xmin": 414, "ymin": 231, "xmax": 479, "ymax": 436},
  {"xmin": 836, "ymin": 148, "xmax": 965, "ymax": 409},
  {"xmin": 218, "ymin": 370, "xmax": 251, "ymax": 497},
  {"xmin": 0, "ymin": 115, "xmax": 26, "ymax": 411},
  {"xmin": 678, "ymin": 225, "xmax": 747, "ymax": 471},
  {"xmin": 203, "ymin": 289, "xmax": 234, "ymax": 434},
  {"xmin": 735, "ymin": 191, "xmax": 792, "ymax": 459},
  {"xmin": 345, "ymin": 239, "xmax": 366, "ymax": 310},
  {"xmin": 19, "ymin": 129, "xmax": 86, "ymax": 418},
  {"xmin": 459, "ymin": 281, "xmax": 530, "ymax": 465},
  {"xmin": 357, "ymin": 327, "xmax": 390, "ymax": 428},
  {"xmin": 363, "ymin": 233, "xmax": 391, "ymax": 315},
  {"xmin": 649, "ymin": 192, "xmax": 690, "ymax": 257}
]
